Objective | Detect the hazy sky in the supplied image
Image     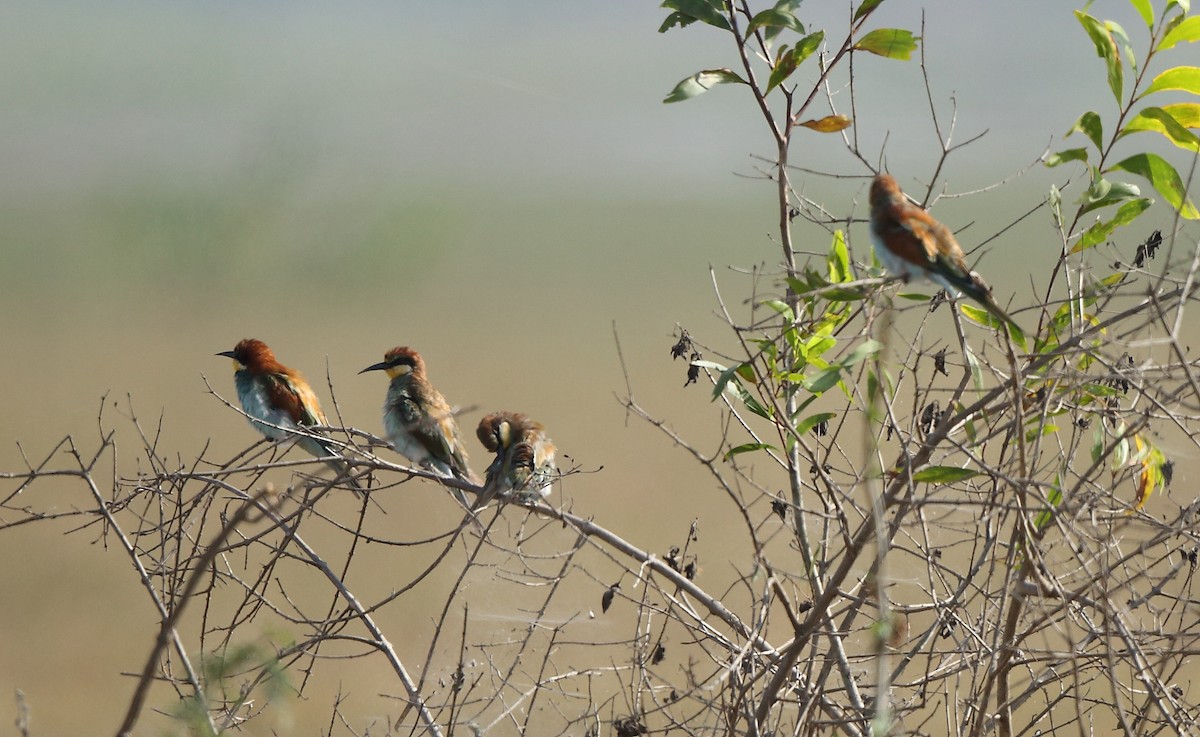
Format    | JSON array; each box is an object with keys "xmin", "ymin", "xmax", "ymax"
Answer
[{"xmin": 0, "ymin": 1, "xmax": 1141, "ymax": 203}]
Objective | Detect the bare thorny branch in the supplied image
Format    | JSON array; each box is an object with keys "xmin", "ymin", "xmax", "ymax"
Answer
[{"xmin": 5, "ymin": 4, "xmax": 1200, "ymax": 737}]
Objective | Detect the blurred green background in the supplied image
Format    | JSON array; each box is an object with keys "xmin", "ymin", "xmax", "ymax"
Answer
[{"xmin": 1, "ymin": 1, "xmax": 1196, "ymax": 734}]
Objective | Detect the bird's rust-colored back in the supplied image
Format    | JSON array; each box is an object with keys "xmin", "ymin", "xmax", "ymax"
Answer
[{"xmin": 870, "ymin": 174, "xmax": 966, "ymax": 269}]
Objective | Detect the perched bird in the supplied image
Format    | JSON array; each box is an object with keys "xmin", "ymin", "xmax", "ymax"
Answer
[
  {"xmin": 217, "ymin": 339, "xmax": 361, "ymax": 492},
  {"xmin": 476, "ymin": 411, "xmax": 557, "ymax": 503},
  {"xmin": 869, "ymin": 173, "xmax": 1020, "ymax": 330},
  {"xmin": 359, "ymin": 347, "xmax": 477, "ymax": 515}
]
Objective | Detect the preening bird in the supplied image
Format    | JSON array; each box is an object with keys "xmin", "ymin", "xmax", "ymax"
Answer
[
  {"xmin": 359, "ymin": 346, "xmax": 477, "ymax": 515},
  {"xmin": 217, "ymin": 338, "xmax": 361, "ymax": 492},
  {"xmin": 869, "ymin": 173, "xmax": 1020, "ymax": 331},
  {"xmin": 476, "ymin": 411, "xmax": 557, "ymax": 503}
]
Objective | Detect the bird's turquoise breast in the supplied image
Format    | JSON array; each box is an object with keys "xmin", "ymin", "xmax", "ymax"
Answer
[{"xmin": 235, "ymin": 371, "xmax": 294, "ymax": 439}]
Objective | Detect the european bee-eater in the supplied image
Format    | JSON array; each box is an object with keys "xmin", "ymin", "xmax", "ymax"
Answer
[
  {"xmin": 359, "ymin": 346, "xmax": 477, "ymax": 514},
  {"xmin": 476, "ymin": 411, "xmax": 557, "ymax": 503},
  {"xmin": 869, "ymin": 173, "xmax": 1020, "ymax": 330},
  {"xmin": 217, "ymin": 339, "xmax": 361, "ymax": 492}
]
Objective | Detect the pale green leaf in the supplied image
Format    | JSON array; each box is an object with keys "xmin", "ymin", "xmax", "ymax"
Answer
[
  {"xmin": 724, "ymin": 442, "xmax": 776, "ymax": 460},
  {"xmin": 962, "ymin": 347, "xmax": 983, "ymax": 392},
  {"xmin": 1081, "ymin": 177, "xmax": 1142, "ymax": 214},
  {"xmin": 1129, "ymin": 0, "xmax": 1154, "ymax": 28},
  {"xmin": 764, "ymin": 299, "xmax": 796, "ymax": 321},
  {"xmin": 911, "ymin": 466, "xmax": 979, "ymax": 484},
  {"xmin": 828, "ymin": 230, "xmax": 852, "ymax": 283},
  {"xmin": 842, "ymin": 339, "xmax": 883, "ymax": 366},
  {"xmin": 1106, "ymin": 20, "xmax": 1136, "ymax": 72},
  {"xmin": 854, "ymin": 28, "xmax": 919, "ymax": 59},
  {"xmin": 664, "ymin": 68, "xmax": 747, "ymax": 103}
]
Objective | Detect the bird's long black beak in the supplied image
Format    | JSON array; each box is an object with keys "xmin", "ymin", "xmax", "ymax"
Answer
[
  {"xmin": 216, "ymin": 350, "xmax": 237, "ymax": 359},
  {"xmin": 359, "ymin": 361, "xmax": 391, "ymax": 374}
]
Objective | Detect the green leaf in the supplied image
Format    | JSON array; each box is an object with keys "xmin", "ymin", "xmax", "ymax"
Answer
[
  {"xmin": 710, "ymin": 362, "xmax": 740, "ymax": 400},
  {"xmin": 853, "ymin": 0, "xmax": 885, "ymax": 22},
  {"xmin": 1168, "ymin": 0, "xmax": 1191, "ymax": 14},
  {"xmin": 960, "ymin": 303, "xmax": 995, "ymax": 326},
  {"xmin": 1158, "ymin": 15, "xmax": 1200, "ymax": 50},
  {"xmin": 760, "ymin": 0, "xmax": 805, "ymax": 45},
  {"xmin": 1111, "ymin": 152, "xmax": 1200, "ymax": 219},
  {"xmin": 724, "ymin": 442, "xmax": 776, "ymax": 460},
  {"xmin": 747, "ymin": 8, "xmax": 805, "ymax": 37},
  {"xmin": 804, "ymin": 366, "xmax": 842, "ymax": 394},
  {"xmin": 805, "ymin": 331, "xmax": 837, "ymax": 359},
  {"xmin": 743, "ymin": 395, "xmax": 773, "ymax": 420},
  {"xmin": 823, "ymin": 287, "xmax": 868, "ymax": 301},
  {"xmin": 911, "ymin": 466, "xmax": 979, "ymax": 484},
  {"xmin": 1044, "ymin": 148, "xmax": 1090, "ymax": 167},
  {"xmin": 1049, "ymin": 184, "xmax": 1063, "ymax": 228},
  {"xmin": 1129, "ymin": 0, "xmax": 1154, "ymax": 28},
  {"xmin": 796, "ymin": 412, "xmax": 837, "ymax": 436},
  {"xmin": 1025, "ymin": 424, "xmax": 1059, "ymax": 443},
  {"xmin": 828, "ymin": 230, "xmax": 852, "ymax": 284},
  {"xmin": 663, "ymin": 68, "xmax": 747, "ymax": 103},
  {"xmin": 660, "ymin": 0, "xmax": 731, "ymax": 31},
  {"xmin": 1074, "ymin": 198, "xmax": 1153, "ymax": 250},
  {"xmin": 659, "ymin": 12, "xmax": 696, "ymax": 32},
  {"xmin": 854, "ymin": 28, "xmax": 919, "ymax": 59},
  {"xmin": 767, "ymin": 32, "xmax": 824, "ymax": 93},
  {"xmin": 1032, "ymin": 476, "xmax": 1065, "ymax": 531},
  {"xmin": 1066, "ymin": 111, "xmax": 1104, "ymax": 150},
  {"xmin": 1120, "ymin": 105, "xmax": 1200, "ymax": 152},
  {"xmin": 1076, "ymin": 11, "xmax": 1123, "ymax": 102},
  {"xmin": 1142, "ymin": 66, "xmax": 1200, "ymax": 96}
]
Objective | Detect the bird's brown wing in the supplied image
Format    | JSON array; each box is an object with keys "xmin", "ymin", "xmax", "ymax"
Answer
[
  {"xmin": 397, "ymin": 391, "xmax": 469, "ymax": 473},
  {"xmin": 263, "ymin": 372, "xmax": 328, "ymax": 428}
]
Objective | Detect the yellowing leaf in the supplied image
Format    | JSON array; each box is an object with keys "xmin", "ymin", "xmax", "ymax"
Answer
[
  {"xmin": 797, "ymin": 114, "xmax": 853, "ymax": 132},
  {"xmin": 1159, "ymin": 15, "xmax": 1200, "ymax": 50},
  {"xmin": 1143, "ymin": 66, "xmax": 1200, "ymax": 96}
]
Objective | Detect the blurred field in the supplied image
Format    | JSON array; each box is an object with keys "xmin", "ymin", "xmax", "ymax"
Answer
[{"xmin": 2, "ymin": 1, "xmax": 1199, "ymax": 735}]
